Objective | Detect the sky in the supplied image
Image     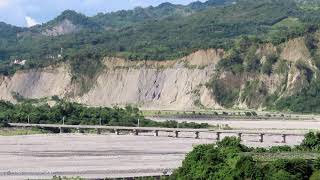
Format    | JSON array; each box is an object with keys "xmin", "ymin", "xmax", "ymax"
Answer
[{"xmin": 0, "ymin": 0, "xmax": 205, "ymax": 27}]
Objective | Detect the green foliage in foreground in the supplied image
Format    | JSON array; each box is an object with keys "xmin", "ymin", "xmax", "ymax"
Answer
[
  {"xmin": 0, "ymin": 100, "xmax": 209, "ymax": 129},
  {"xmin": 170, "ymin": 132, "xmax": 320, "ymax": 180}
]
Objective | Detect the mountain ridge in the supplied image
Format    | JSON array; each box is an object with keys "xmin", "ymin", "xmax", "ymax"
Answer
[{"xmin": 0, "ymin": 0, "xmax": 234, "ymax": 29}]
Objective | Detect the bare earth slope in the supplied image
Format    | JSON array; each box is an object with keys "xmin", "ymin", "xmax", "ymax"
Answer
[
  {"xmin": 0, "ymin": 65, "xmax": 72, "ymax": 102},
  {"xmin": 0, "ymin": 49, "xmax": 222, "ymax": 110},
  {"xmin": 0, "ymin": 37, "xmax": 315, "ymax": 110}
]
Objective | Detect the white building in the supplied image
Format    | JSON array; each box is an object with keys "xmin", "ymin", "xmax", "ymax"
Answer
[{"xmin": 13, "ymin": 59, "xmax": 27, "ymax": 65}]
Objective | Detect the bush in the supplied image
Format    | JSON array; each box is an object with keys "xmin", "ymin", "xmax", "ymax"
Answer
[
  {"xmin": 172, "ymin": 144, "xmax": 225, "ymax": 180},
  {"xmin": 270, "ymin": 169, "xmax": 299, "ymax": 180},
  {"xmin": 269, "ymin": 146, "xmax": 292, "ymax": 153},
  {"xmin": 208, "ymin": 79, "xmax": 240, "ymax": 107},
  {"xmin": 310, "ymin": 170, "xmax": 320, "ymax": 180},
  {"xmin": 172, "ymin": 136, "xmax": 316, "ymax": 180},
  {"xmin": 301, "ymin": 132, "xmax": 320, "ymax": 151},
  {"xmin": 314, "ymin": 158, "xmax": 320, "ymax": 170},
  {"xmin": 268, "ymin": 159, "xmax": 313, "ymax": 180},
  {"xmin": 253, "ymin": 147, "xmax": 267, "ymax": 153},
  {"xmin": 0, "ymin": 121, "xmax": 10, "ymax": 128},
  {"xmin": 216, "ymin": 136, "xmax": 250, "ymax": 152},
  {"xmin": 261, "ymin": 54, "xmax": 278, "ymax": 75},
  {"xmin": 229, "ymin": 155, "xmax": 262, "ymax": 179}
]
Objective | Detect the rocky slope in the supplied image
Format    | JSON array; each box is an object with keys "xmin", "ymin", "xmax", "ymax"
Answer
[
  {"xmin": 0, "ymin": 36, "xmax": 317, "ymax": 110},
  {"xmin": 0, "ymin": 65, "xmax": 72, "ymax": 102},
  {"xmin": 42, "ymin": 19, "xmax": 79, "ymax": 36},
  {"xmin": 0, "ymin": 49, "xmax": 223, "ymax": 110},
  {"xmin": 209, "ymin": 36, "xmax": 319, "ymax": 110}
]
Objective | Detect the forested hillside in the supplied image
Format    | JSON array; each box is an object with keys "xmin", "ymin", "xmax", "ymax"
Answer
[
  {"xmin": 1, "ymin": 0, "xmax": 319, "ymax": 74},
  {"xmin": 2, "ymin": 0, "xmax": 320, "ymax": 112}
]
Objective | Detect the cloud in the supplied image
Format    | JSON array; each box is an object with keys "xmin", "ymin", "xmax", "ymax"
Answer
[
  {"xmin": 0, "ymin": 0, "xmax": 9, "ymax": 8},
  {"xmin": 25, "ymin": 16, "xmax": 39, "ymax": 27}
]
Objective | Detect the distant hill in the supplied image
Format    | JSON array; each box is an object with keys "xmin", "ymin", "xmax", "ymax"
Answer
[
  {"xmin": 2, "ymin": 0, "xmax": 320, "ymax": 112},
  {"xmin": 92, "ymin": 0, "xmax": 234, "ymax": 30},
  {"xmin": 38, "ymin": 10, "xmax": 102, "ymax": 36},
  {"xmin": 0, "ymin": 0, "xmax": 319, "ymax": 72}
]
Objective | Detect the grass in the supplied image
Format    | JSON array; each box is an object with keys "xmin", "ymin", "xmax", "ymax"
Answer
[
  {"xmin": 142, "ymin": 110, "xmax": 251, "ymax": 116},
  {"xmin": 244, "ymin": 152, "xmax": 320, "ymax": 162},
  {"xmin": 0, "ymin": 127, "xmax": 49, "ymax": 136},
  {"xmin": 299, "ymin": 4, "xmax": 320, "ymax": 11},
  {"xmin": 141, "ymin": 109, "xmax": 317, "ymax": 120},
  {"xmin": 52, "ymin": 176, "xmax": 85, "ymax": 180},
  {"xmin": 272, "ymin": 17, "xmax": 303, "ymax": 29}
]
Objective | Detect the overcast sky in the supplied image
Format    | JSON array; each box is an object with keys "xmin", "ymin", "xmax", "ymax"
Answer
[{"xmin": 0, "ymin": 0, "xmax": 205, "ymax": 27}]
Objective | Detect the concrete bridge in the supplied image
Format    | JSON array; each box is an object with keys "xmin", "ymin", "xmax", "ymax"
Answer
[{"xmin": 9, "ymin": 123, "xmax": 306, "ymax": 143}]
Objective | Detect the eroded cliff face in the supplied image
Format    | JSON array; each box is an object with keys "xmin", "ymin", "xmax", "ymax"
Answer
[
  {"xmin": 42, "ymin": 19, "xmax": 79, "ymax": 36},
  {"xmin": 0, "ymin": 37, "xmax": 316, "ymax": 110},
  {"xmin": 75, "ymin": 49, "xmax": 223, "ymax": 110},
  {"xmin": 211, "ymin": 37, "xmax": 319, "ymax": 109},
  {"xmin": 0, "ymin": 49, "xmax": 223, "ymax": 110},
  {"xmin": 0, "ymin": 65, "xmax": 72, "ymax": 102}
]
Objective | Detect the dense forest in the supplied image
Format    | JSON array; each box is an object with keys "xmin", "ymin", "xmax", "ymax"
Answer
[{"xmin": 170, "ymin": 134, "xmax": 320, "ymax": 179}]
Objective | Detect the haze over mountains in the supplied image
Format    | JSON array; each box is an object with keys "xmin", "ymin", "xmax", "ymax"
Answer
[{"xmin": 1, "ymin": 0, "xmax": 320, "ymax": 112}]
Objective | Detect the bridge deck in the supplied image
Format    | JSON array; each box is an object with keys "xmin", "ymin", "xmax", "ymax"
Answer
[{"xmin": 9, "ymin": 123, "xmax": 306, "ymax": 136}]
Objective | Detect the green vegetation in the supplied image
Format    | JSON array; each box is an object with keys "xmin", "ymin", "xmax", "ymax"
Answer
[
  {"xmin": 261, "ymin": 54, "xmax": 279, "ymax": 75},
  {"xmin": 1, "ymin": 0, "xmax": 320, "ymax": 112},
  {"xmin": 42, "ymin": 10, "xmax": 101, "ymax": 31},
  {"xmin": 274, "ymin": 59, "xmax": 290, "ymax": 75},
  {"xmin": 0, "ymin": 100, "xmax": 209, "ymax": 129},
  {"xmin": 170, "ymin": 132, "xmax": 320, "ymax": 180},
  {"xmin": 92, "ymin": 0, "xmax": 234, "ymax": 30},
  {"xmin": 275, "ymin": 78, "xmax": 320, "ymax": 113},
  {"xmin": 241, "ymin": 80, "xmax": 268, "ymax": 108},
  {"xmin": 52, "ymin": 176, "xmax": 84, "ymax": 180},
  {"xmin": 0, "ymin": 0, "xmax": 318, "ymax": 76},
  {"xmin": 207, "ymin": 78, "xmax": 240, "ymax": 107},
  {"xmin": 0, "ymin": 127, "xmax": 48, "ymax": 136},
  {"xmin": 206, "ymin": 25, "xmax": 320, "ymax": 112}
]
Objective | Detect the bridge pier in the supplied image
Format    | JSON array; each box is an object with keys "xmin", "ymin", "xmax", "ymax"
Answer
[
  {"xmin": 114, "ymin": 129, "xmax": 120, "ymax": 135},
  {"xmin": 194, "ymin": 131, "xmax": 199, "ymax": 139},
  {"xmin": 238, "ymin": 133, "xmax": 242, "ymax": 141},
  {"xmin": 175, "ymin": 131, "xmax": 179, "ymax": 138},
  {"xmin": 133, "ymin": 129, "xmax": 139, "ymax": 136},
  {"xmin": 59, "ymin": 127, "xmax": 63, "ymax": 133},
  {"xmin": 216, "ymin": 132, "xmax": 221, "ymax": 141},
  {"xmin": 153, "ymin": 130, "xmax": 159, "ymax": 137},
  {"xmin": 282, "ymin": 134, "xmax": 287, "ymax": 143},
  {"xmin": 259, "ymin": 133, "xmax": 264, "ymax": 143},
  {"xmin": 97, "ymin": 128, "xmax": 101, "ymax": 135}
]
